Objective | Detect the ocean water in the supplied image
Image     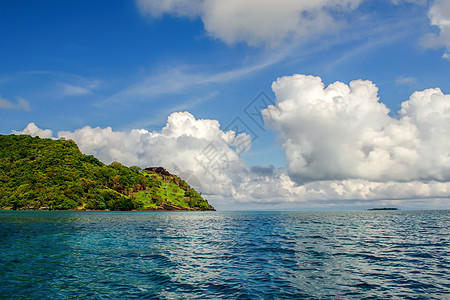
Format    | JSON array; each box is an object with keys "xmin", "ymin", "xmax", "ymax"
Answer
[{"xmin": 0, "ymin": 210, "xmax": 449, "ymax": 299}]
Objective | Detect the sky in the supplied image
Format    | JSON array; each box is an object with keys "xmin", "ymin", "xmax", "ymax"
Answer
[{"xmin": 1, "ymin": 0, "xmax": 450, "ymax": 210}]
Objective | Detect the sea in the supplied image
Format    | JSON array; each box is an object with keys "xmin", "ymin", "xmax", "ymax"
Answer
[{"xmin": 0, "ymin": 210, "xmax": 449, "ymax": 299}]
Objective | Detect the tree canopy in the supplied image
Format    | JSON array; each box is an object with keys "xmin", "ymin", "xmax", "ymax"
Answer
[{"xmin": 0, "ymin": 135, "xmax": 214, "ymax": 211}]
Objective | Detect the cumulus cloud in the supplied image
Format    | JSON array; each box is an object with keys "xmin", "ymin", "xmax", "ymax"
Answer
[
  {"xmin": 423, "ymin": 0, "xmax": 450, "ymax": 59},
  {"xmin": 0, "ymin": 96, "xmax": 31, "ymax": 111},
  {"xmin": 13, "ymin": 123, "xmax": 53, "ymax": 138},
  {"xmin": 136, "ymin": 0, "xmax": 362, "ymax": 46},
  {"xmin": 14, "ymin": 112, "xmax": 252, "ymax": 196},
  {"xmin": 56, "ymin": 111, "xmax": 250, "ymax": 195},
  {"xmin": 14, "ymin": 107, "xmax": 450, "ymax": 209},
  {"xmin": 264, "ymin": 74, "xmax": 450, "ymax": 183}
]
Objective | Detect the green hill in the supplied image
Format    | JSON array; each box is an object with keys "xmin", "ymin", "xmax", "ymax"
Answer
[{"xmin": 0, "ymin": 134, "xmax": 214, "ymax": 211}]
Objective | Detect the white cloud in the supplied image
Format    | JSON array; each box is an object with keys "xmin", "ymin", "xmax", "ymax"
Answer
[
  {"xmin": 424, "ymin": 0, "xmax": 450, "ymax": 59},
  {"xmin": 232, "ymin": 174, "xmax": 450, "ymax": 205},
  {"xmin": 136, "ymin": 0, "xmax": 362, "ymax": 46},
  {"xmin": 57, "ymin": 111, "xmax": 249, "ymax": 195},
  {"xmin": 265, "ymin": 74, "xmax": 450, "ymax": 183},
  {"xmin": 14, "ymin": 112, "xmax": 251, "ymax": 197},
  {"xmin": 14, "ymin": 107, "xmax": 450, "ymax": 209},
  {"xmin": 13, "ymin": 123, "xmax": 53, "ymax": 138},
  {"xmin": 0, "ymin": 95, "xmax": 31, "ymax": 111},
  {"xmin": 214, "ymin": 168, "xmax": 450, "ymax": 210}
]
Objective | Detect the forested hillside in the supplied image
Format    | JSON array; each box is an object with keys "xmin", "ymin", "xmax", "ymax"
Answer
[{"xmin": 0, "ymin": 135, "xmax": 214, "ymax": 211}]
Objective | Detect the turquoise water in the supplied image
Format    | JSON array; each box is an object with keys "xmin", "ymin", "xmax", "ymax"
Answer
[{"xmin": 0, "ymin": 210, "xmax": 449, "ymax": 299}]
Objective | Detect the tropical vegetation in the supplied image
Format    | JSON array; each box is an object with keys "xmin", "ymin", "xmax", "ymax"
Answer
[{"xmin": 0, "ymin": 135, "xmax": 214, "ymax": 211}]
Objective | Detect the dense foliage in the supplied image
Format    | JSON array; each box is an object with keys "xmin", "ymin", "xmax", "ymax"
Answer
[{"xmin": 0, "ymin": 135, "xmax": 213, "ymax": 211}]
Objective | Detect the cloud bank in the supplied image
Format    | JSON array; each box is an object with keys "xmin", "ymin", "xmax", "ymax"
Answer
[
  {"xmin": 13, "ymin": 75, "xmax": 450, "ymax": 209},
  {"xmin": 265, "ymin": 74, "xmax": 450, "ymax": 183},
  {"xmin": 136, "ymin": 0, "xmax": 362, "ymax": 46}
]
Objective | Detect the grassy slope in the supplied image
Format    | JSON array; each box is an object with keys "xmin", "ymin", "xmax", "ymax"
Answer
[{"xmin": 138, "ymin": 172, "xmax": 206, "ymax": 210}]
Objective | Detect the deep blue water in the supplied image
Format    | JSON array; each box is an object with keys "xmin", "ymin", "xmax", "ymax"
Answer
[{"xmin": 0, "ymin": 210, "xmax": 449, "ymax": 299}]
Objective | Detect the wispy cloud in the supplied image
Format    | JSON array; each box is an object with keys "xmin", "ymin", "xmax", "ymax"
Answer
[
  {"xmin": 60, "ymin": 81, "xmax": 99, "ymax": 97},
  {"xmin": 324, "ymin": 14, "xmax": 424, "ymax": 72},
  {"xmin": 0, "ymin": 71, "xmax": 101, "ymax": 100},
  {"xmin": 105, "ymin": 1, "xmax": 434, "ymax": 108},
  {"xmin": 111, "ymin": 1, "xmax": 428, "ymax": 106},
  {"xmin": 0, "ymin": 95, "xmax": 31, "ymax": 111},
  {"xmin": 395, "ymin": 75, "xmax": 417, "ymax": 85},
  {"xmin": 104, "ymin": 49, "xmax": 287, "ymax": 105}
]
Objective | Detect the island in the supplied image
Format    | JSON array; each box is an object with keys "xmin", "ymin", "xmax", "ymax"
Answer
[
  {"xmin": 367, "ymin": 208, "xmax": 399, "ymax": 211},
  {"xmin": 0, "ymin": 134, "xmax": 214, "ymax": 211}
]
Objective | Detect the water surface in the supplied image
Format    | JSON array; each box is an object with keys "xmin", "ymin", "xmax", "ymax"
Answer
[{"xmin": 0, "ymin": 210, "xmax": 449, "ymax": 299}]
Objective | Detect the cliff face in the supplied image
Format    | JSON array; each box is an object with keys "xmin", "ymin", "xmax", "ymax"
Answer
[{"xmin": 0, "ymin": 135, "xmax": 214, "ymax": 211}]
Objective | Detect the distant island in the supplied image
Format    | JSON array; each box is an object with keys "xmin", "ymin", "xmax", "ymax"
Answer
[
  {"xmin": 0, "ymin": 135, "xmax": 214, "ymax": 211},
  {"xmin": 367, "ymin": 208, "xmax": 399, "ymax": 211}
]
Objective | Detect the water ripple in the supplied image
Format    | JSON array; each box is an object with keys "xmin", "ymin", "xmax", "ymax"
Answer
[{"xmin": 0, "ymin": 210, "xmax": 449, "ymax": 299}]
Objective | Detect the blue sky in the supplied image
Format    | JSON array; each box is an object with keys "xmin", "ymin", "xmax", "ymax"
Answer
[{"xmin": 1, "ymin": 0, "xmax": 450, "ymax": 210}]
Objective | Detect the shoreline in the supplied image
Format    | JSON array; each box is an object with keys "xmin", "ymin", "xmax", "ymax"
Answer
[{"xmin": 0, "ymin": 204, "xmax": 215, "ymax": 212}]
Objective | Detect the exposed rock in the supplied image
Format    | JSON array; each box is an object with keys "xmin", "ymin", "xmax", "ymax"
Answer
[{"xmin": 144, "ymin": 167, "xmax": 172, "ymax": 176}]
